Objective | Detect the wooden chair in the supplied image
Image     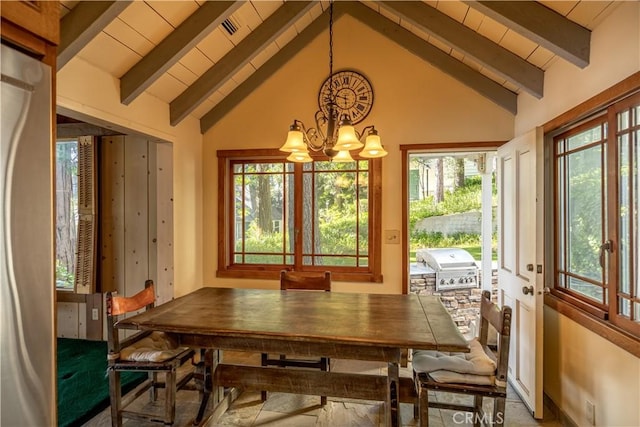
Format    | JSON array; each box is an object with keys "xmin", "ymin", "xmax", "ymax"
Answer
[
  {"xmin": 413, "ymin": 290, "xmax": 512, "ymax": 427},
  {"xmin": 261, "ymin": 270, "xmax": 331, "ymax": 405},
  {"xmin": 107, "ymin": 280, "xmax": 196, "ymax": 426}
]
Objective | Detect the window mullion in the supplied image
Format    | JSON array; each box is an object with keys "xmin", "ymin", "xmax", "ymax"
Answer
[
  {"xmin": 293, "ymin": 162, "xmax": 303, "ymax": 270},
  {"xmin": 607, "ymin": 106, "xmax": 620, "ymax": 321}
]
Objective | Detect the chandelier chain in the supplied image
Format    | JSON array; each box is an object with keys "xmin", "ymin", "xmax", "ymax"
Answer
[
  {"xmin": 279, "ymin": 0, "xmax": 387, "ymax": 161},
  {"xmin": 328, "ymin": 0, "xmax": 334, "ymax": 102}
]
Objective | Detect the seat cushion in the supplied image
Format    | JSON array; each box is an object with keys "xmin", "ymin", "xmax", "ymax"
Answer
[
  {"xmin": 120, "ymin": 331, "xmax": 189, "ymax": 362},
  {"xmin": 427, "ymin": 370, "xmax": 495, "ymax": 385},
  {"xmin": 412, "ymin": 338, "xmax": 496, "ymax": 385}
]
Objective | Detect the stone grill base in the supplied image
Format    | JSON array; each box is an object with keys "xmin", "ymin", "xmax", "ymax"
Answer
[{"xmin": 410, "ymin": 269, "xmax": 498, "ymax": 337}]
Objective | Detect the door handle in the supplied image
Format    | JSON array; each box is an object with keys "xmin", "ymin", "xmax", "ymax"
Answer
[{"xmin": 522, "ymin": 285, "xmax": 534, "ymax": 295}]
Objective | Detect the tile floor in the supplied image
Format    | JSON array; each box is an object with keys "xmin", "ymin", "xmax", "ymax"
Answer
[{"xmin": 84, "ymin": 351, "xmax": 563, "ymax": 427}]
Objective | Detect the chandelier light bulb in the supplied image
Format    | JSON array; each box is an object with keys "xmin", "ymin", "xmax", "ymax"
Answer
[{"xmin": 286, "ymin": 151, "xmax": 313, "ymax": 163}]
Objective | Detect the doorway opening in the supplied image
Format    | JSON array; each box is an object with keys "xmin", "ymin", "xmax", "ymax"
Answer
[{"xmin": 407, "ymin": 149, "xmax": 497, "ymax": 337}]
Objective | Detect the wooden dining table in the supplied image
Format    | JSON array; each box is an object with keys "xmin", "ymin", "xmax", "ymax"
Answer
[{"xmin": 115, "ymin": 286, "xmax": 469, "ymax": 426}]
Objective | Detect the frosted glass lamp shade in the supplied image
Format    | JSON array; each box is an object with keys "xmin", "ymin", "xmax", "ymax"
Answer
[
  {"xmin": 359, "ymin": 131, "xmax": 387, "ymax": 158},
  {"xmin": 280, "ymin": 127, "xmax": 307, "ymax": 153},
  {"xmin": 332, "ymin": 150, "xmax": 354, "ymax": 162},
  {"xmin": 334, "ymin": 125, "xmax": 363, "ymax": 151}
]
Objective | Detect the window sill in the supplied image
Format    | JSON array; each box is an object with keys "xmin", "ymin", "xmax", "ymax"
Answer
[
  {"xmin": 544, "ymin": 293, "xmax": 640, "ymax": 358},
  {"xmin": 56, "ymin": 291, "xmax": 87, "ymax": 303},
  {"xmin": 217, "ymin": 269, "xmax": 383, "ymax": 283}
]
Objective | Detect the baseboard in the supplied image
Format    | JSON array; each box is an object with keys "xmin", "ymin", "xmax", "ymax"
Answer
[{"xmin": 544, "ymin": 392, "xmax": 579, "ymax": 427}]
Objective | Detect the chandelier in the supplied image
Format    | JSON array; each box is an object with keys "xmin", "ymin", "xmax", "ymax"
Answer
[{"xmin": 279, "ymin": 0, "xmax": 387, "ymax": 163}]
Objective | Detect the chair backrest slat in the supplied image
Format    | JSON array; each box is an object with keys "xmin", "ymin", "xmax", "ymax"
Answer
[
  {"xmin": 108, "ymin": 281, "xmax": 155, "ymax": 316},
  {"xmin": 280, "ymin": 270, "xmax": 331, "ymax": 292},
  {"xmin": 106, "ymin": 280, "xmax": 156, "ymax": 355},
  {"xmin": 478, "ymin": 290, "xmax": 512, "ymax": 384}
]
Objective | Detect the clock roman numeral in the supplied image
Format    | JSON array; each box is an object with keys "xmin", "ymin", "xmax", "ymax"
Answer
[{"xmin": 356, "ymin": 103, "xmax": 366, "ymax": 112}]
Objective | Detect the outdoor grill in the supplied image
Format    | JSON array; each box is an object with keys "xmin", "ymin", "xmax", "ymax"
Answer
[{"xmin": 415, "ymin": 248, "xmax": 479, "ymax": 291}]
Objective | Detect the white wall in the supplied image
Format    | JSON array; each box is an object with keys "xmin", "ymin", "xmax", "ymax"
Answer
[
  {"xmin": 515, "ymin": 2, "xmax": 640, "ymax": 426},
  {"xmin": 57, "ymin": 57, "xmax": 204, "ymax": 297},
  {"xmin": 202, "ymin": 14, "xmax": 515, "ymax": 294}
]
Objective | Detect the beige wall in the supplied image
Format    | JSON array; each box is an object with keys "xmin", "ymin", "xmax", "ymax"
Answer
[
  {"xmin": 515, "ymin": 1, "xmax": 640, "ymax": 135},
  {"xmin": 515, "ymin": 2, "xmax": 640, "ymax": 426},
  {"xmin": 202, "ymin": 14, "xmax": 514, "ymax": 293},
  {"xmin": 55, "ymin": 4, "xmax": 639, "ymax": 424},
  {"xmin": 57, "ymin": 58, "xmax": 203, "ymax": 298},
  {"xmin": 544, "ymin": 307, "xmax": 640, "ymax": 426}
]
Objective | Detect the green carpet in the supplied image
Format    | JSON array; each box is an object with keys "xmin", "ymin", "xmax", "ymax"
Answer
[{"xmin": 57, "ymin": 338, "xmax": 146, "ymax": 427}]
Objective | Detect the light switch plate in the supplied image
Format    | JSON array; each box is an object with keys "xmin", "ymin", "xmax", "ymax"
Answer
[{"xmin": 384, "ymin": 230, "xmax": 400, "ymax": 244}]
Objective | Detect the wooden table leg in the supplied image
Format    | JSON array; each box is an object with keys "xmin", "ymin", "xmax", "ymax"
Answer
[
  {"xmin": 193, "ymin": 349, "xmax": 213, "ymax": 426},
  {"xmin": 387, "ymin": 361, "xmax": 401, "ymax": 427}
]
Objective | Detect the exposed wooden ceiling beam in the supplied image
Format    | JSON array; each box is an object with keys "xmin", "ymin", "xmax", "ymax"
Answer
[
  {"xmin": 58, "ymin": 1, "xmax": 132, "ymax": 71},
  {"xmin": 171, "ymin": 1, "xmax": 315, "ymax": 127},
  {"xmin": 344, "ymin": 2, "xmax": 517, "ymax": 114},
  {"xmin": 465, "ymin": 1, "xmax": 590, "ymax": 68},
  {"xmin": 200, "ymin": 6, "xmax": 336, "ymax": 134},
  {"xmin": 379, "ymin": 1, "xmax": 544, "ymax": 99},
  {"xmin": 120, "ymin": 1, "xmax": 243, "ymax": 105}
]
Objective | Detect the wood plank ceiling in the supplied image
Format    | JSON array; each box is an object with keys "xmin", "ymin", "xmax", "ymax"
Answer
[{"xmin": 58, "ymin": 1, "xmax": 617, "ymax": 134}]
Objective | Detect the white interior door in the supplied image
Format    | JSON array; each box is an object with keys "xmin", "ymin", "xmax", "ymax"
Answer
[{"xmin": 497, "ymin": 127, "xmax": 543, "ymax": 417}]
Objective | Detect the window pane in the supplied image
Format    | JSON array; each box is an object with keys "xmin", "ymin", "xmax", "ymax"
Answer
[
  {"xmin": 555, "ymin": 122, "xmax": 607, "ymax": 303},
  {"xmin": 232, "ymin": 161, "xmax": 288, "ymax": 265},
  {"xmin": 55, "ymin": 141, "xmax": 78, "ymax": 290},
  {"xmin": 617, "ymin": 106, "xmax": 640, "ymax": 322},
  {"xmin": 568, "ymin": 126, "xmax": 602, "ymax": 151},
  {"xmin": 302, "ymin": 160, "xmax": 369, "ymax": 267},
  {"xmin": 564, "ymin": 274, "xmax": 604, "ymax": 301},
  {"xmin": 618, "ymin": 132, "xmax": 631, "ymax": 295},
  {"xmin": 566, "ymin": 145, "xmax": 603, "ymax": 282}
]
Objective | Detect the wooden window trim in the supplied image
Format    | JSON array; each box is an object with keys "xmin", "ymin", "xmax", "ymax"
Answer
[
  {"xmin": 544, "ymin": 72, "xmax": 640, "ymax": 348},
  {"xmin": 216, "ymin": 149, "xmax": 383, "ymax": 282}
]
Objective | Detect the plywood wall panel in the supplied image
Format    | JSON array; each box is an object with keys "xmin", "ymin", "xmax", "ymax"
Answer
[
  {"xmin": 123, "ymin": 135, "xmax": 150, "ymax": 299},
  {"xmin": 155, "ymin": 142, "xmax": 174, "ymax": 305},
  {"xmin": 148, "ymin": 141, "xmax": 159, "ymax": 302},
  {"xmin": 100, "ymin": 136, "xmax": 126, "ymax": 293},
  {"xmin": 57, "ymin": 302, "xmax": 82, "ymax": 338}
]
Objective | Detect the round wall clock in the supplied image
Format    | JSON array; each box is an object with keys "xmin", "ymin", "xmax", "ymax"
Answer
[{"xmin": 318, "ymin": 70, "xmax": 374, "ymax": 125}]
